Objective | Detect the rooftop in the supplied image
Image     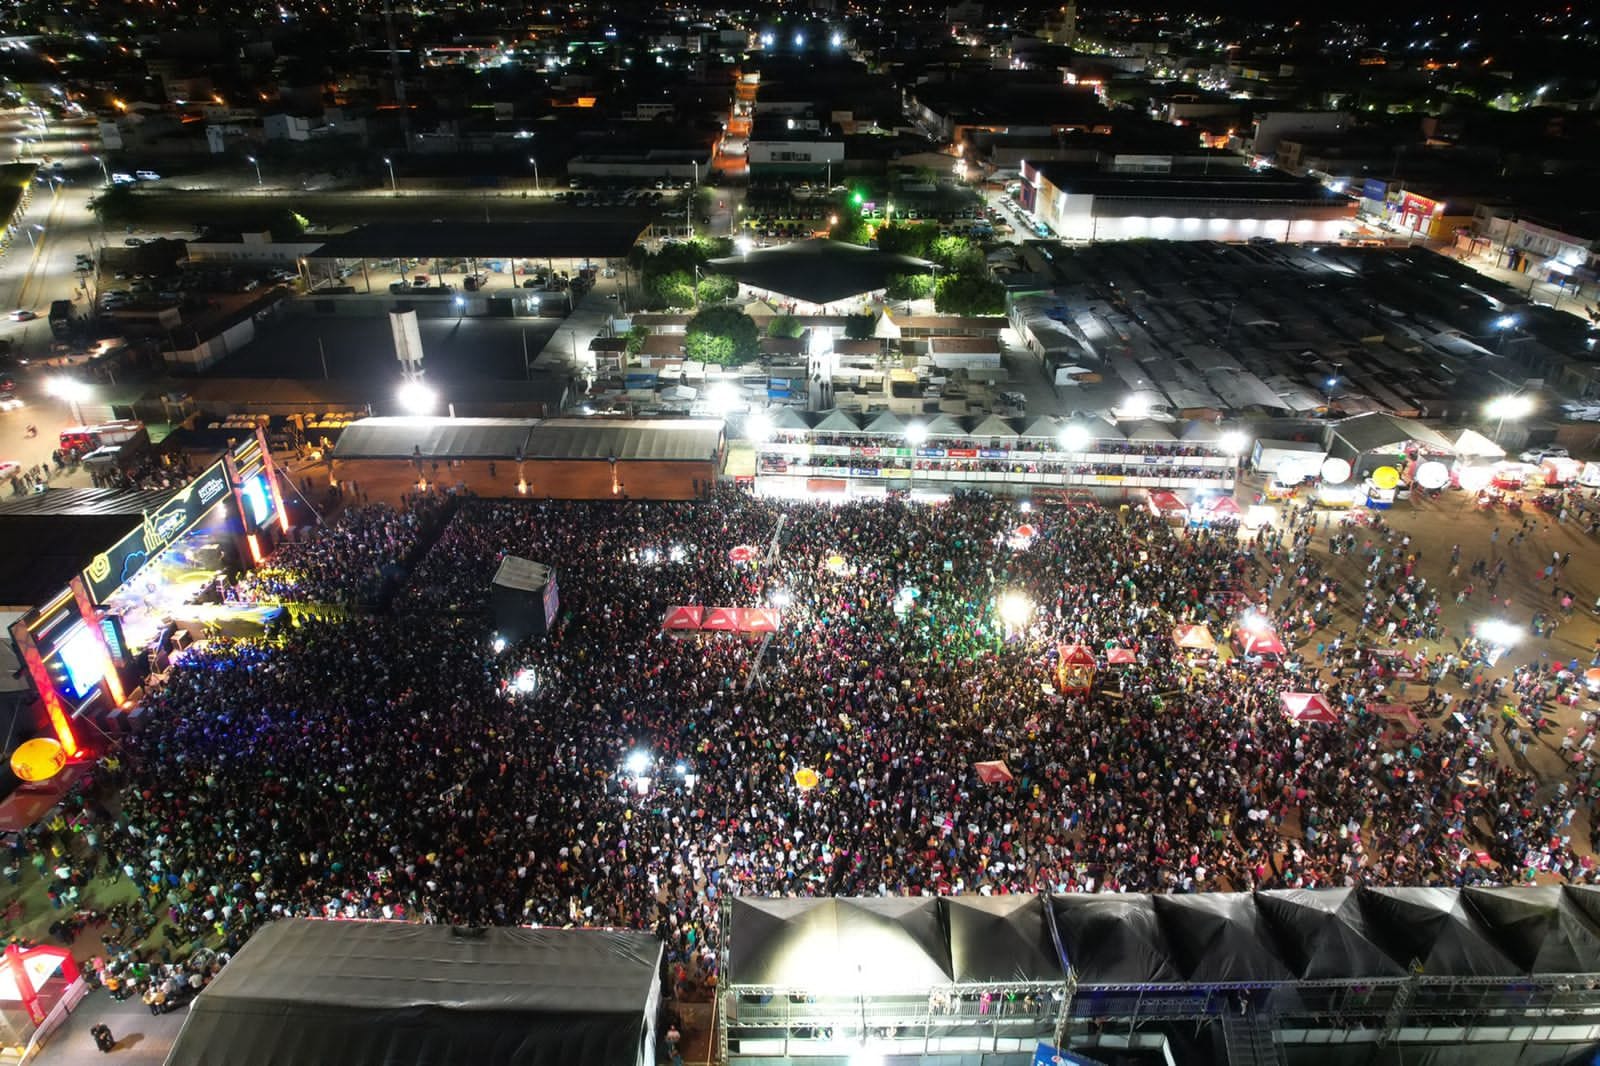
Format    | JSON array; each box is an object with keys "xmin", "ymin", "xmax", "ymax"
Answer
[
  {"xmin": 705, "ymin": 239, "xmax": 932, "ymax": 305},
  {"xmin": 308, "ymin": 220, "xmax": 651, "ymax": 261},
  {"xmin": 1029, "ymin": 165, "xmax": 1352, "ymax": 206}
]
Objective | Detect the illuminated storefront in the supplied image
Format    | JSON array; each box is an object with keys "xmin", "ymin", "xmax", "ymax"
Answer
[{"xmin": 7, "ymin": 429, "xmax": 290, "ymax": 758}]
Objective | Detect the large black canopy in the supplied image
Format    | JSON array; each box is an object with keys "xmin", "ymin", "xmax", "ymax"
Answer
[
  {"xmin": 164, "ymin": 919, "xmax": 662, "ymax": 1066},
  {"xmin": 1050, "ymin": 896, "xmax": 1179, "ymax": 984},
  {"xmin": 726, "ymin": 897, "xmax": 953, "ymax": 991},
  {"xmin": 942, "ymin": 896, "xmax": 1064, "ymax": 983}
]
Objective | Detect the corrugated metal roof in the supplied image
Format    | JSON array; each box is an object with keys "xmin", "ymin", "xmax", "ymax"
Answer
[
  {"xmin": 0, "ymin": 486, "xmax": 177, "ymax": 517},
  {"xmin": 526, "ymin": 419, "xmax": 723, "ymax": 462},
  {"xmin": 1331, "ymin": 413, "xmax": 1454, "ymax": 455},
  {"xmin": 333, "ymin": 417, "xmax": 536, "ymax": 460}
]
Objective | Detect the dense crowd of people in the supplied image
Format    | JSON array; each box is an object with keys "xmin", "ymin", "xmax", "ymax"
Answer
[{"xmin": 10, "ymin": 486, "xmax": 1600, "ymax": 1010}]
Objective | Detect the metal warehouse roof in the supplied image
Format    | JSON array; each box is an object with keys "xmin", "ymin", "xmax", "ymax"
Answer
[
  {"xmin": 333, "ymin": 417, "xmax": 538, "ymax": 460},
  {"xmin": 332, "ymin": 417, "xmax": 724, "ymax": 462},
  {"xmin": 308, "ymin": 220, "xmax": 650, "ymax": 261},
  {"xmin": 525, "ymin": 419, "xmax": 724, "ymax": 461},
  {"xmin": 1330, "ymin": 413, "xmax": 1455, "ymax": 455}
]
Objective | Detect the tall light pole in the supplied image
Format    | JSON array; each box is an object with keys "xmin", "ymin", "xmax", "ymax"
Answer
[
  {"xmin": 384, "ymin": 156, "xmax": 397, "ymax": 195},
  {"xmin": 1486, "ymin": 394, "xmax": 1533, "ymax": 443},
  {"xmin": 1493, "ymin": 314, "xmax": 1518, "ymax": 354},
  {"xmin": 92, "ymin": 154, "xmax": 109, "ymax": 186},
  {"xmin": 527, "ymin": 154, "xmax": 540, "ymax": 192},
  {"xmin": 25, "ymin": 224, "xmax": 41, "ymax": 249},
  {"xmin": 246, "ymin": 154, "xmax": 262, "ymax": 187},
  {"xmin": 905, "ymin": 422, "xmax": 928, "ymax": 496}
]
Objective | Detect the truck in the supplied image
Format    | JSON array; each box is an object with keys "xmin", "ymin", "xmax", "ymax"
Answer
[
  {"xmin": 49, "ymin": 299, "xmax": 73, "ymax": 338},
  {"xmin": 1251, "ymin": 439, "xmax": 1328, "ymax": 485}
]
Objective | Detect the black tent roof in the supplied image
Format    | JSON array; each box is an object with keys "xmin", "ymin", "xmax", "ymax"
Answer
[
  {"xmin": 1360, "ymin": 886, "xmax": 1522, "ymax": 978},
  {"xmin": 1050, "ymin": 895, "xmax": 1180, "ymax": 984},
  {"xmin": 1153, "ymin": 893, "xmax": 1295, "ymax": 983},
  {"xmin": 1462, "ymin": 886, "xmax": 1600, "ymax": 975},
  {"xmin": 704, "ymin": 239, "xmax": 932, "ymax": 305},
  {"xmin": 726, "ymin": 897, "xmax": 953, "ymax": 991},
  {"xmin": 307, "ymin": 219, "xmax": 650, "ymax": 261},
  {"xmin": 941, "ymin": 896, "xmax": 1063, "ymax": 984},
  {"xmin": 164, "ymin": 919, "xmax": 662, "ymax": 1066},
  {"xmin": 1256, "ymin": 888, "xmax": 1408, "ymax": 980}
]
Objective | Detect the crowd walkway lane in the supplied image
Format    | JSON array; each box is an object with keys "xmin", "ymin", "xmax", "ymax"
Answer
[
  {"xmin": 528, "ymin": 273, "xmax": 626, "ymax": 379},
  {"xmin": 29, "ymin": 988, "xmax": 189, "ymax": 1066}
]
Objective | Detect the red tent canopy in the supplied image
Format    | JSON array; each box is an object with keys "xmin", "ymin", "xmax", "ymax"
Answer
[
  {"xmin": 1148, "ymin": 490, "xmax": 1187, "ymax": 514},
  {"xmin": 1058, "ymin": 643, "xmax": 1095, "ymax": 665},
  {"xmin": 1281, "ymin": 692, "xmax": 1340, "ymax": 723},
  {"xmin": 973, "ymin": 760, "xmax": 1014, "ymax": 785},
  {"xmin": 1236, "ymin": 628, "xmax": 1286, "ymax": 656},
  {"xmin": 1105, "ymin": 646, "xmax": 1137, "ymax": 665},
  {"xmin": 661, "ymin": 606, "xmax": 704, "ymax": 630},
  {"xmin": 737, "ymin": 607, "xmax": 782, "ymax": 634},
  {"xmin": 1370, "ymin": 703, "xmax": 1422, "ymax": 734},
  {"xmin": 701, "ymin": 607, "xmax": 741, "ymax": 631},
  {"xmin": 728, "ymin": 545, "xmax": 759, "ymax": 564},
  {"xmin": 1210, "ymin": 495, "xmax": 1242, "ymax": 515}
]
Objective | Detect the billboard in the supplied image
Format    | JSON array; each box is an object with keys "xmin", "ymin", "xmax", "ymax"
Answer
[
  {"xmin": 1361, "ymin": 178, "xmax": 1388, "ymax": 203},
  {"xmin": 82, "ymin": 460, "xmax": 231, "ymax": 603}
]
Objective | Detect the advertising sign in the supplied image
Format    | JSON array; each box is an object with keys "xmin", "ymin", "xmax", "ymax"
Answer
[
  {"xmin": 83, "ymin": 460, "xmax": 231, "ymax": 603},
  {"xmin": 1361, "ymin": 178, "xmax": 1388, "ymax": 203}
]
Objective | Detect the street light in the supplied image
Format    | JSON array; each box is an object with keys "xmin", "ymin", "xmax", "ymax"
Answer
[
  {"xmin": 1493, "ymin": 314, "xmax": 1518, "ymax": 353},
  {"xmin": 24, "ymin": 223, "xmax": 42, "ymax": 249},
  {"xmin": 92, "ymin": 154, "xmax": 109, "ymax": 185},
  {"xmin": 49, "ymin": 377, "xmax": 89, "ymax": 424},
  {"xmin": 905, "ymin": 422, "xmax": 927, "ymax": 496},
  {"xmin": 397, "ymin": 380, "xmax": 437, "ymax": 414},
  {"xmin": 246, "ymin": 154, "xmax": 262, "ymax": 187},
  {"xmin": 527, "ymin": 154, "xmax": 540, "ymax": 192},
  {"xmin": 383, "ymin": 156, "xmax": 397, "ymax": 195},
  {"xmin": 1486, "ymin": 394, "xmax": 1533, "ymax": 442}
]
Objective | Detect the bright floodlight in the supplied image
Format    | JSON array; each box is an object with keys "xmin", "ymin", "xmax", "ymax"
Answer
[
  {"xmin": 491, "ymin": 635, "xmax": 507, "ymax": 654},
  {"xmin": 1219, "ymin": 430, "xmax": 1248, "ymax": 455},
  {"xmin": 1485, "ymin": 395, "xmax": 1533, "ymax": 420},
  {"xmin": 997, "ymin": 590, "xmax": 1033, "ymax": 629},
  {"xmin": 734, "ymin": 235, "xmax": 754, "ymax": 255},
  {"xmin": 1495, "ymin": 315, "xmax": 1518, "ymax": 330},
  {"xmin": 49, "ymin": 378, "xmax": 90, "ymax": 401},
  {"xmin": 1058, "ymin": 423, "xmax": 1090, "ymax": 451},
  {"xmin": 1121, "ymin": 393, "xmax": 1151, "ymax": 418},
  {"xmin": 905, "ymin": 422, "xmax": 929, "ymax": 446},
  {"xmin": 1477, "ymin": 619, "xmax": 1522, "ymax": 647},
  {"xmin": 747, "ymin": 410, "xmax": 773, "ymax": 442},
  {"xmin": 1239, "ymin": 608, "xmax": 1268, "ymax": 632},
  {"xmin": 674, "ymin": 762, "xmax": 687, "ymax": 776},
  {"xmin": 514, "ymin": 668, "xmax": 537, "ymax": 694},
  {"xmin": 625, "ymin": 750, "xmax": 651, "ymax": 775},
  {"xmin": 769, "ymin": 587, "xmax": 791, "ymax": 608},
  {"xmin": 707, "ymin": 380, "xmax": 740, "ymax": 416},
  {"xmin": 830, "ymin": 31, "xmax": 843, "ymax": 47},
  {"xmin": 397, "ymin": 380, "xmax": 437, "ymax": 414}
]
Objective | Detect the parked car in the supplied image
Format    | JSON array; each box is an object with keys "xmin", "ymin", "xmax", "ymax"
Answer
[
  {"xmin": 135, "ymin": 170, "xmax": 161, "ymax": 181},
  {"xmin": 8, "ymin": 309, "xmax": 36, "ymax": 321},
  {"xmin": 1520, "ymin": 446, "xmax": 1571, "ymax": 463}
]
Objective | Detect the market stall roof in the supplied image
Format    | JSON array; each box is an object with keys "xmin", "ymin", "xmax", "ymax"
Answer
[
  {"xmin": 919, "ymin": 414, "xmax": 968, "ymax": 439},
  {"xmin": 1236, "ymin": 628, "xmax": 1285, "ymax": 656},
  {"xmin": 1051, "ymin": 895, "xmax": 1180, "ymax": 984},
  {"xmin": 332, "ymin": 417, "xmax": 723, "ymax": 463},
  {"xmin": 661, "ymin": 605, "xmax": 703, "ymax": 630},
  {"xmin": 1105, "ymin": 646, "xmax": 1137, "ymax": 664},
  {"xmin": 1016, "ymin": 416, "xmax": 1064, "ymax": 441},
  {"xmin": 1180, "ymin": 420, "xmax": 1223, "ymax": 443},
  {"xmin": 863, "ymin": 410, "xmax": 907, "ymax": 436},
  {"xmin": 1172, "ymin": 623, "xmax": 1216, "ymax": 651},
  {"xmin": 766, "ymin": 407, "xmax": 812, "ymax": 433},
  {"xmin": 164, "ymin": 919, "xmax": 662, "ymax": 1066},
  {"xmin": 307, "ymin": 219, "xmax": 650, "ymax": 261},
  {"xmin": 333, "ymin": 417, "xmax": 536, "ymax": 460},
  {"xmin": 704, "ymin": 239, "xmax": 932, "ymax": 305},
  {"xmin": 942, "ymin": 897, "xmax": 1063, "ymax": 984},
  {"xmin": 1148, "ymin": 491, "xmax": 1187, "ymax": 513},
  {"xmin": 1123, "ymin": 419, "xmax": 1177, "ymax": 442},
  {"xmin": 1331, "ymin": 413, "xmax": 1455, "ymax": 455},
  {"xmin": 727, "ymin": 897, "xmax": 953, "ymax": 991}
]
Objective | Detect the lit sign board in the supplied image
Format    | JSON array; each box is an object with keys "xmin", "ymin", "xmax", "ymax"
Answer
[{"xmin": 83, "ymin": 460, "xmax": 231, "ymax": 603}]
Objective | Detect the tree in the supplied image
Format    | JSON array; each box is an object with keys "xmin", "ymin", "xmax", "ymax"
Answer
[
  {"xmin": 89, "ymin": 184, "xmax": 137, "ymax": 226},
  {"xmin": 830, "ymin": 207, "xmax": 872, "ymax": 246},
  {"xmin": 926, "ymin": 234, "xmax": 983, "ymax": 275},
  {"xmin": 624, "ymin": 324, "xmax": 650, "ymax": 356},
  {"xmin": 844, "ymin": 313, "xmax": 876, "ymax": 340},
  {"xmin": 695, "ymin": 273, "xmax": 738, "ymax": 303},
  {"xmin": 648, "ymin": 270, "xmax": 696, "ymax": 309},
  {"xmin": 934, "ymin": 274, "xmax": 1005, "ymax": 316},
  {"xmin": 874, "ymin": 222, "xmax": 938, "ymax": 258},
  {"xmin": 767, "ymin": 314, "xmax": 804, "ymax": 338},
  {"xmin": 685, "ymin": 306, "xmax": 761, "ymax": 366},
  {"xmin": 886, "ymin": 273, "xmax": 934, "ymax": 301}
]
